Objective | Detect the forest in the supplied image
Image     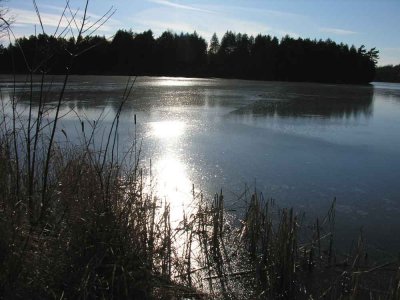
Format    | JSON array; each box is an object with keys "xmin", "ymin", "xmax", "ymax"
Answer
[
  {"xmin": 375, "ymin": 64, "xmax": 400, "ymax": 82},
  {"xmin": 0, "ymin": 29, "xmax": 379, "ymax": 84}
]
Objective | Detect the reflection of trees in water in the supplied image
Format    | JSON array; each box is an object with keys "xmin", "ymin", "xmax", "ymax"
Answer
[
  {"xmin": 19, "ymin": 86, "xmax": 242, "ymax": 114},
  {"xmin": 233, "ymin": 85, "xmax": 374, "ymax": 119},
  {"xmin": 8, "ymin": 79, "xmax": 375, "ymax": 120},
  {"xmin": 373, "ymin": 87, "xmax": 400, "ymax": 101},
  {"xmin": 12, "ymin": 89, "xmax": 125, "ymax": 112}
]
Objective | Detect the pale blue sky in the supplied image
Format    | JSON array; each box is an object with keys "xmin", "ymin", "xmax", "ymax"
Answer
[{"xmin": 4, "ymin": 0, "xmax": 400, "ymax": 65}]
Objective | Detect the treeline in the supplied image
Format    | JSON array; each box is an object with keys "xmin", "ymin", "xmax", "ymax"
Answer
[
  {"xmin": 0, "ymin": 29, "xmax": 379, "ymax": 84},
  {"xmin": 375, "ymin": 64, "xmax": 400, "ymax": 83}
]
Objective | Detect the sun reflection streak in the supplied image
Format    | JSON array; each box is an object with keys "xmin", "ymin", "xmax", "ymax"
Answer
[
  {"xmin": 150, "ymin": 153, "xmax": 203, "ymax": 275},
  {"xmin": 151, "ymin": 120, "xmax": 185, "ymax": 139},
  {"xmin": 156, "ymin": 78, "xmax": 194, "ymax": 86},
  {"xmin": 153, "ymin": 155, "xmax": 194, "ymax": 224},
  {"xmin": 148, "ymin": 119, "xmax": 196, "ymax": 226}
]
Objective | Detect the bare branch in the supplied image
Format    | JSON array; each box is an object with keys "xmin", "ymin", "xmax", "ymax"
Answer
[
  {"xmin": 57, "ymin": 8, "xmax": 78, "ymax": 40},
  {"xmin": 32, "ymin": 0, "xmax": 45, "ymax": 34},
  {"xmin": 0, "ymin": 5, "xmax": 13, "ymax": 38},
  {"xmin": 53, "ymin": 0, "xmax": 69, "ymax": 37},
  {"xmin": 66, "ymin": 0, "xmax": 80, "ymax": 37},
  {"xmin": 77, "ymin": 0, "xmax": 89, "ymax": 42},
  {"xmin": 5, "ymin": 26, "xmax": 31, "ymax": 72},
  {"xmin": 86, "ymin": 8, "xmax": 116, "ymax": 38},
  {"xmin": 82, "ymin": 6, "xmax": 115, "ymax": 34}
]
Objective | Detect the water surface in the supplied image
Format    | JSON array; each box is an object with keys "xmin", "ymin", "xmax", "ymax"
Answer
[{"xmin": 2, "ymin": 76, "xmax": 400, "ymax": 255}]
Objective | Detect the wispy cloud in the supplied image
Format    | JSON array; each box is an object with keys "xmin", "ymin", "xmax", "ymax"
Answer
[
  {"xmin": 40, "ymin": 3, "xmax": 119, "ymax": 24},
  {"xmin": 319, "ymin": 27, "xmax": 357, "ymax": 35},
  {"xmin": 131, "ymin": 4, "xmax": 301, "ymax": 42},
  {"xmin": 148, "ymin": 0, "xmax": 213, "ymax": 14},
  {"xmin": 11, "ymin": 8, "xmax": 65, "ymax": 28},
  {"xmin": 9, "ymin": 7, "xmax": 119, "ymax": 36},
  {"xmin": 217, "ymin": 5, "xmax": 305, "ymax": 19},
  {"xmin": 259, "ymin": 8, "xmax": 303, "ymax": 19}
]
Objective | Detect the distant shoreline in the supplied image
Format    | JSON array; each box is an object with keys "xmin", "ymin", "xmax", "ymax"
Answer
[
  {"xmin": 375, "ymin": 64, "xmax": 400, "ymax": 83},
  {"xmin": 0, "ymin": 73, "xmax": 380, "ymax": 86},
  {"xmin": 0, "ymin": 30, "xmax": 378, "ymax": 85}
]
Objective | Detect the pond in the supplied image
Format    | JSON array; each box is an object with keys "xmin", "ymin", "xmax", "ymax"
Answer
[{"xmin": 2, "ymin": 75, "xmax": 400, "ymax": 255}]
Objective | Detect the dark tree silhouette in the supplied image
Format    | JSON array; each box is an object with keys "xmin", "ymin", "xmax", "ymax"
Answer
[
  {"xmin": 109, "ymin": 30, "xmax": 134, "ymax": 74},
  {"xmin": 375, "ymin": 64, "xmax": 400, "ymax": 83},
  {"xmin": 249, "ymin": 35, "xmax": 278, "ymax": 80},
  {"xmin": 0, "ymin": 29, "xmax": 379, "ymax": 84},
  {"xmin": 208, "ymin": 33, "xmax": 220, "ymax": 55},
  {"xmin": 131, "ymin": 30, "xmax": 156, "ymax": 75},
  {"xmin": 208, "ymin": 33, "xmax": 220, "ymax": 75}
]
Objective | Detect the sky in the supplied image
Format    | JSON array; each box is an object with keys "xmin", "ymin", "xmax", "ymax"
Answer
[{"xmin": 2, "ymin": 0, "xmax": 400, "ymax": 66}]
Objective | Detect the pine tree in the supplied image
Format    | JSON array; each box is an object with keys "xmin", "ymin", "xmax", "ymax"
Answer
[{"xmin": 209, "ymin": 33, "xmax": 220, "ymax": 55}]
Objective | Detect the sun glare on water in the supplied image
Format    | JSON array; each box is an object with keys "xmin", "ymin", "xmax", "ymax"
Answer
[
  {"xmin": 153, "ymin": 155, "xmax": 193, "ymax": 222},
  {"xmin": 156, "ymin": 78, "xmax": 193, "ymax": 87},
  {"xmin": 149, "ymin": 120, "xmax": 195, "ymax": 224},
  {"xmin": 151, "ymin": 120, "xmax": 185, "ymax": 139}
]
